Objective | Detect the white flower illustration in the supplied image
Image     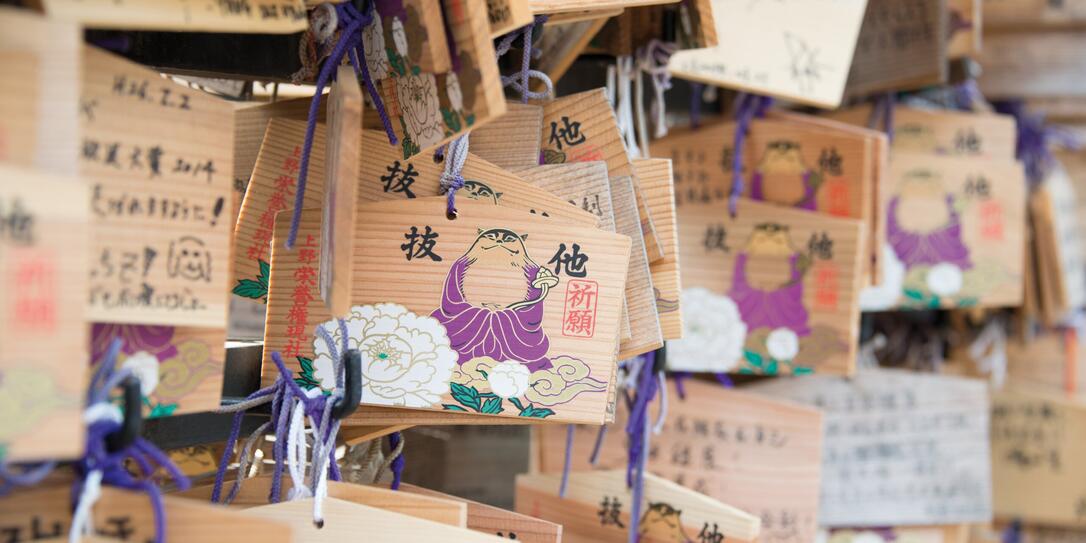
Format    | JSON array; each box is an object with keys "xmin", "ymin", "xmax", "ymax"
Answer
[
  {"xmin": 486, "ymin": 361, "xmax": 531, "ymax": 399},
  {"xmin": 666, "ymin": 288, "xmax": 747, "ymax": 372},
  {"xmin": 391, "ymin": 17, "xmax": 408, "ymax": 58},
  {"xmin": 446, "ymin": 72, "xmax": 463, "ymax": 112},
  {"xmin": 362, "ymin": 18, "xmax": 390, "ymax": 80},
  {"xmin": 765, "ymin": 328, "xmax": 799, "ymax": 361},
  {"xmin": 122, "ymin": 351, "xmax": 160, "ymax": 396},
  {"xmin": 851, "ymin": 532, "xmax": 887, "ymax": 543},
  {"xmin": 926, "ymin": 262, "xmax": 963, "ymax": 297},
  {"xmin": 396, "ymin": 72, "xmax": 444, "ymax": 148},
  {"xmin": 860, "ymin": 243, "xmax": 905, "ymax": 311},
  {"xmin": 312, "ymin": 303, "xmax": 457, "ymax": 408}
]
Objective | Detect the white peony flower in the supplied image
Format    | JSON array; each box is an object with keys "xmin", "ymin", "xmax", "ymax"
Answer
[
  {"xmin": 391, "ymin": 17, "xmax": 408, "ymax": 58},
  {"xmin": 860, "ymin": 243, "xmax": 905, "ymax": 311},
  {"xmin": 666, "ymin": 288, "xmax": 747, "ymax": 372},
  {"xmin": 396, "ymin": 72, "xmax": 443, "ymax": 148},
  {"xmin": 486, "ymin": 361, "xmax": 531, "ymax": 399},
  {"xmin": 926, "ymin": 262, "xmax": 963, "ymax": 297},
  {"xmin": 122, "ymin": 351, "xmax": 159, "ymax": 396},
  {"xmin": 446, "ymin": 72, "xmax": 463, "ymax": 112},
  {"xmin": 851, "ymin": 532, "xmax": 887, "ymax": 543},
  {"xmin": 312, "ymin": 303, "xmax": 457, "ymax": 408},
  {"xmin": 362, "ymin": 18, "xmax": 390, "ymax": 79},
  {"xmin": 765, "ymin": 328, "xmax": 800, "ymax": 361}
]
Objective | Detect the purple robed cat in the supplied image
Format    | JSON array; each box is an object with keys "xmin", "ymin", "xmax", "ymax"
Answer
[
  {"xmin": 750, "ymin": 171, "xmax": 817, "ymax": 211},
  {"xmin": 430, "ymin": 257, "xmax": 552, "ymax": 371},
  {"xmin": 729, "ymin": 252, "xmax": 811, "ymax": 336},
  {"xmin": 886, "ymin": 195, "xmax": 973, "ymax": 270}
]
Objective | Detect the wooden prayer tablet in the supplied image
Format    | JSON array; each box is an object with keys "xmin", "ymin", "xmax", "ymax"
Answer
[
  {"xmin": 535, "ymin": 17, "xmax": 611, "ymax": 86},
  {"xmin": 751, "ymin": 369, "xmax": 993, "ymax": 527},
  {"xmin": 264, "ymin": 199, "xmax": 631, "ymax": 425},
  {"xmin": 610, "ymin": 175, "xmax": 664, "ymax": 359},
  {"xmin": 1003, "ymin": 330, "xmax": 1086, "ymax": 398},
  {"xmin": 362, "ymin": 0, "xmax": 506, "ymax": 159},
  {"xmin": 242, "ymin": 497, "xmax": 510, "ymax": 542},
  {"xmin": 321, "ymin": 65, "xmax": 363, "ymax": 317},
  {"xmin": 0, "ymin": 485, "xmax": 293, "ymax": 543},
  {"xmin": 39, "ymin": 0, "xmax": 308, "ymax": 32},
  {"xmin": 535, "ymin": 378, "xmax": 823, "ymax": 543},
  {"xmin": 634, "ymin": 158, "xmax": 684, "ymax": 340},
  {"xmin": 485, "ymin": 0, "xmax": 533, "ymax": 36},
  {"xmin": 667, "ymin": 0, "xmax": 868, "ymax": 108},
  {"xmin": 862, "ymin": 152, "xmax": 1026, "ymax": 311},
  {"xmin": 358, "ymin": 130, "xmax": 598, "ymax": 227},
  {"xmin": 540, "ymin": 88, "xmax": 664, "ymax": 262},
  {"xmin": 844, "ymin": 0, "xmax": 948, "ymax": 97},
  {"xmin": 399, "ymin": 483, "xmax": 563, "ymax": 542},
  {"xmin": 1030, "ymin": 165, "xmax": 1086, "ymax": 324},
  {"xmin": 233, "ymin": 117, "xmax": 326, "ymax": 309},
  {"xmin": 991, "ymin": 386, "xmax": 1086, "ymax": 528},
  {"xmin": 0, "ymin": 165, "xmax": 87, "ymax": 462},
  {"xmin": 670, "ymin": 197, "xmax": 865, "ymax": 376},
  {"xmin": 515, "ymin": 470, "xmax": 761, "ymax": 543},
  {"xmin": 977, "ymin": 31, "xmax": 1086, "ymax": 99},
  {"xmin": 947, "ymin": 0, "xmax": 981, "ymax": 59},
  {"xmin": 179, "ymin": 478, "xmax": 468, "ymax": 527},
  {"xmin": 826, "ymin": 105, "xmax": 1018, "ymax": 159},
  {"xmin": 470, "ymin": 103, "xmax": 544, "ymax": 172},
  {"xmin": 0, "ymin": 7, "xmax": 80, "ymax": 176},
  {"xmin": 89, "ymin": 324, "xmax": 226, "ymax": 416},
  {"xmin": 81, "ymin": 46, "xmax": 234, "ymax": 328},
  {"xmin": 369, "ymin": 0, "xmax": 452, "ymax": 75},
  {"xmin": 232, "ymin": 96, "xmax": 314, "ymax": 225},
  {"xmin": 528, "ymin": 0, "xmax": 681, "ymax": 15}
]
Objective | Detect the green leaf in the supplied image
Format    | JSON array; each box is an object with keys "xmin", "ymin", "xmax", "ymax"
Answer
[
  {"xmin": 792, "ymin": 366, "xmax": 815, "ymax": 375},
  {"xmin": 411, "ymin": 65, "xmax": 421, "ymax": 76},
  {"xmin": 738, "ymin": 367, "xmax": 754, "ymax": 375},
  {"xmin": 148, "ymin": 402, "xmax": 179, "ymax": 419},
  {"xmin": 928, "ymin": 296, "xmax": 942, "ymax": 309},
  {"xmin": 387, "ymin": 48, "xmax": 407, "ymax": 77},
  {"xmin": 765, "ymin": 360, "xmax": 779, "ymax": 375},
  {"xmin": 509, "ymin": 397, "xmax": 525, "ymax": 411},
  {"xmin": 465, "ymin": 113, "xmax": 475, "ymax": 127},
  {"xmin": 232, "ymin": 279, "xmax": 268, "ymax": 300},
  {"xmin": 450, "ymin": 382, "xmax": 481, "ymax": 411},
  {"xmin": 743, "ymin": 350, "xmax": 764, "ymax": 367},
  {"xmin": 519, "ymin": 405, "xmax": 555, "ymax": 419},
  {"xmin": 442, "ymin": 404, "xmax": 468, "ymax": 412},
  {"xmin": 479, "ymin": 370, "xmax": 489, "ymax": 379},
  {"xmin": 441, "ymin": 108, "xmax": 461, "ymax": 133},
  {"xmin": 958, "ymin": 297, "xmax": 978, "ymax": 308},
  {"xmin": 542, "ymin": 149, "xmax": 565, "ymax": 164},
  {"xmin": 903, "ymin": 288, "xmax": 926, "ymax": 301},
  {"xmin": 258, "ymin": 259, "xmax": 271, "ymax": 286},
  {"xmin": 481, "ymin": 397, "xmax": 504, "ymax": 414}
]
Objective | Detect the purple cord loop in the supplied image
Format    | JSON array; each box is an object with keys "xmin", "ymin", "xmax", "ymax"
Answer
[
  {"xmin": 994, "ymin": 100, "xmax": 1084, "ymax": 189},
  {"xmin": 286, "ymin": 0, "xmax": 396, "ymax": 249},
  {"xmin": 714, "ymin": 372, "xmax": 734, "ymax": 388},
  {"xmin": 625, "ymin": 352, "xmax": 661, "ymax": 543},
  {"xmin": 496, "ymin": 16, "xmax": 553, "ymax": 102},
  {"xmin": 387, "ymin": 431, "xmax": 405, "ymax": 490},
  {"xmin": 440, "ymin": 136, "xmax": 471, "ymax": 217},
  {"xmin": 212, "ymin": 320, "xmax": 351, "ymax": 505},
  {"xmin": 730, "ymin": 93, "xmax": 773, "ymax": 216},
  {"xmin": 866, "ymin": 92, "xmax": 896, "ymax": 143},
  {"xmin": 73, "ymin": 338, "xmax": 191, "ymax": 543}
]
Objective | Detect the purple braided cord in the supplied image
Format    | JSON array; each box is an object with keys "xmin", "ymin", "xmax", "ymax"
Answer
[
  {"xmin": 625, "ymin": 352, "xmax": 660, "ymax": 543},
  {"xmin": 74, "ymin": 338, "xmax": 191, "ymax": 543},
  {"xmin": 588, "ymin": 424, "xmax": 608, "ymax": 465},
  {"xmin": 994, "ymin": 100, "xmax": 1084, "ymax": 188},
  {"xmin": 287, "ymin": 1, "xmax": 395, "ymax": 249},
  {"xmin": 387, "ymin": 431, "xmax": 405, "ymax": 490},
  {"xmin": 714, "ymin": 372, "xmax": 734, "ymax": 388},
  {"xmin": 690, "ymin": 83, "xmax": 703, "ymax": 130},
  {"xmin": 866, "ymin": 92, "xmax": 895, "ymax": 143},
  {"xmin": 558, "ymin": 424, "xmax": 574, "ymax": 497},
  {"xmin": 671, "ymin": 371, "xmax": 690, "ymax": 400}
]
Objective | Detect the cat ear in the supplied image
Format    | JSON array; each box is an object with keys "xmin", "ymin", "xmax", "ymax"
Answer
[
  {"xmin": 494, "ymin": 192, "xmax": 503, "ymax": 199},
  {"xmin": 477, "ymin": 227, "xmax": 484, "ymax": 235},
  {"xmin": 520, "ymin": 233, "xmax": 528, "ymax": 241}
]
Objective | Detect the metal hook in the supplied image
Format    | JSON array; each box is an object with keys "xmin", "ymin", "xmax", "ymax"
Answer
[
  {"xmin": 330, "ymin": 349, "xmax": 362, "ymax": 420},
  {"xmin": 106, "ymin": 376, "xmax": 143, "ymax": 453},
  {"xmin": 651, "ymin": 343, "xmax": 667, "ymax": 375}
]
